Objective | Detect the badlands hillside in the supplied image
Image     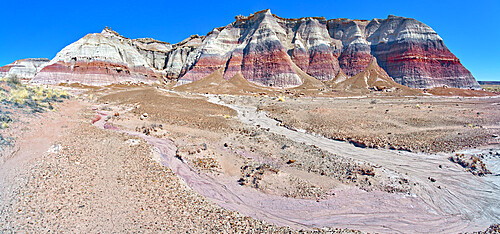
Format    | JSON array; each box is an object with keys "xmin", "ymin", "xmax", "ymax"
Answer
[
  {"xmin": 0, "ymin": 9, "xmax": 499, "ymax": 233},
  {"xmin": 3, "ymin": 9, "xmax": 480, "ymax": 90}
]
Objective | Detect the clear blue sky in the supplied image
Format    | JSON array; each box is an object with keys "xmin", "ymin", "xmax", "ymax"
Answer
[{"xmin": 1, "ymin": 0, "xmax": 498, "ymax": 81}]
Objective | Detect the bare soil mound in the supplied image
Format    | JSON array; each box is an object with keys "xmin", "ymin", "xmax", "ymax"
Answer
[
  {"xmin": 174, "ymin": 70, "xmax": 271, "ymax": 95},
  {"xmin": 426, "ymin": 86, "xmax": 498, "ymax": 97},
  {"xmin": 170, "ymin": 60, "xmax": 497, "ymax": 98},
  {"xmin": 173, "ymin": 69, "xmax": 227, "ymax": 93},
  {"xmin": 325, "ymin": 70, "xmax": 349, "ymax": 88},
  {"xmin": 290, "ymin": 63, "xmax": 326, "ymax": 91},
  {"xmin": 99, "ymin": 88, "xmax": 237, "ymax": 131},
  {"xmin": 227, "ymin": 72, "xmax": 272, "ymax": 94},
  {"xmin": 334, "ymin": 58, "xmax": 422, "ymax": 96}
]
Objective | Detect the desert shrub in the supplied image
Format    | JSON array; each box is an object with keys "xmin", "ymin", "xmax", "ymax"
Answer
[
  {"xmin": 0, "ymin": 134, "xmax": 14, "ymax": 147},
  {"xmin": 9, "ymin": 88, "xmax": 30, "ymax": 105},
  {"xmin": 0, "ymin": 76, "xmax": 70, "ymax": 115},
  {"xmin": 7, "ymin": 75, "xmax": 21, "ymax": 86},
  {"xmin": 0, "ymin": 111, "xmax": 12, "ymax": 123},
  {"xmin": 0, "ymin": 77, "xmax": 70, "ymax": 112},
  {"xmin": 0, "ymin": 76, "xmax": 70, "ymax": 149},
  {"xmin": 0, "ymin": 90, "xmax": 7, "ymax": 102}
]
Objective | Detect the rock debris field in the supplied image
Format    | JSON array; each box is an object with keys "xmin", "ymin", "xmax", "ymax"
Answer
[{"xmin": 0, "ymin": 85, "xmax": 499, "ymax": 233}]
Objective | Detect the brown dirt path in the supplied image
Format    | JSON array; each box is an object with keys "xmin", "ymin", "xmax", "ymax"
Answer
[{"xmin": 0, "ymin": 100, "xmax": 86, "ymax": 208}]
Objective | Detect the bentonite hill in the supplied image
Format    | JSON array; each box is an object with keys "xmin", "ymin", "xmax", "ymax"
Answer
[
  {"xmin": 1, "ymin": 9, "xmax": 499, "ymax": 234},
  {"xmin": 2, "ymin": 9, "xmax": 480, "ymax": 90}
]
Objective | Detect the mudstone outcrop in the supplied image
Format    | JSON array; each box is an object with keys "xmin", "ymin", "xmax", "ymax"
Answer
[
  {"xmin": 9, "ymin": 10, "xmax": 479, "ymax": 89},
  {"xmin": 0, "ymin": 58, "xmax": 50, "ymax": 79}
]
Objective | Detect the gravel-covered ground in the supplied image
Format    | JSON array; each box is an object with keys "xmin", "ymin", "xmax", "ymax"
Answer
[
  {"xmin": 98, "ymin": 89, "xmax": 415, "ymax": 199},
  {"xmin": 0, "ymin": 92, "xmax": 356, "ymax": 233},
  {"xmin": 1, "ymin": 123, "xmax": 311, "ymax": 232},
  {"xmin": 259, "ymin": 96, "xmax": 500, "ymax": 153},
  {"xmin": 1, "ymin": 86, "xmax": 498, "ymax": 232}
]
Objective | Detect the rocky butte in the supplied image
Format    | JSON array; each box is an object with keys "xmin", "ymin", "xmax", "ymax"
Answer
[{"xmin": 3, "ymin": 9, "xmax": 480, "ymax": 89}]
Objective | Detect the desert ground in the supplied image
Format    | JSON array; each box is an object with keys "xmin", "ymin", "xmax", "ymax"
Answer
[
  {"xmin": 0, "ymin": 80, "xmax": 499, "ymax": 233},
  {"xmin": 481, "ymin": 84, "xmax": 500, "ymax": 93}
]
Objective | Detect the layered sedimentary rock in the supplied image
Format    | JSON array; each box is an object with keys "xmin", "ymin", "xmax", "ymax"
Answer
[
  {"xmin": 20, "ymin": 10, "xmax": 478, "ymax": 89},
  {"xmin": 180, "ymin": 10, "xmax": 303, "ymax": 87},
  {"xmin": 282, "ymin": 16, "xmax": 342, "ymax": 81},
  {"xmin": 365, "ymin": 16, "xmax": 479, "ymax": 89},
  {"xmin": 175, "ymin": 10, "xmax": 478, "ymax": 89},
  {"xmin": 32, "ymin": 28, "xmax": 162, "ymax": 86},
  {"xmin": 162, "ymin": 35, "xmax": 204, "ymax": 80},
  {"xmin": 0, "ymin": 58, "xmax": 50, "ymax": 79},
  {"xmin": 328, "ymin": 19, "xmax": 373, "ymax": 77},
  {"xmin": 132, "ymin": 38, "xmax": 172, "ymax": 71}
]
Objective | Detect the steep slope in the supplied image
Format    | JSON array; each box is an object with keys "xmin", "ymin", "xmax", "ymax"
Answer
[
  {"xmin": 132, "ymin": 37, "xmax": 172, "ymax": 71},
  {"xmin": 334, "ymin": 57, "xmax": 419, "ymax": 94},
  {"xmin": 179, "ymin": 10, "xmax": 303, "ymax": 88},
  {"xmin": 20, "ymin": 10, "xmax": 479, "ymax": 90},
  {"xmin": 238, "ymin": 11, "xmax": 302, "ymax": 87},
  {"xmin": 328, "ymin": 19, "xmax": 373, "ymax": 77},
  {"xmin": 325, "ymin": 70, "xmax": 349, "ymax": 88},
  {"xmin": 31, "ymin": 28, "xmax": 161, "ymax": 86},
  {"xmin": 278, "ymin": 16, "xmax": 342, "ymax": 81},
  {"xmin": 0, "ymin": 58, "xmax": 50, "ymax": 79},
  {"xmin": 365, "ymin": 15, "xmax": 480, "ymax": 89}
]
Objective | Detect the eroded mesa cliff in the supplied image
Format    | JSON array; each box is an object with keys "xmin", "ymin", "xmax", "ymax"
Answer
[{"xmin": 21, "ymin": 10, "xmax": 479, "ymax": 89}]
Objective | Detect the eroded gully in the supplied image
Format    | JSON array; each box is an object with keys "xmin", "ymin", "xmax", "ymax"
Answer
[{"xmin": 94, "ymin": 95, "xmax": 499, "ymax": 233}]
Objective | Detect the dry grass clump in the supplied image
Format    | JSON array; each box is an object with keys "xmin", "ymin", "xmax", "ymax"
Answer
[
  {"xmin": 0, "ymin": 74, "xmax": 70, "ymax": 148},
  {"xmin": 0, "ymin": 111, "xmax": 12, "ymax": 129},
  {"xmin": 0, "ymin": 76, "xmax": 70, "ymax": 112},
  {"xmin": 0, "ymin": 109, "xmax": 13, "ymax": 147},
  {"xmin": 0, "ymin": 75, "xmax": 69, "ymax": 149}
]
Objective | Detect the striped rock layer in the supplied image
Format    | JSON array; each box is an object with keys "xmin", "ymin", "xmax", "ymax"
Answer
[
  {"xmin": 0, "ymin": 58, "xmax": 50, "ymax": 79},
  {"xmin": 25, "ymin": 10, "xmax": 478, "ymax": 89},
  {"xmin": 32, "ymin": 28, "xmax": 161, "ymax": 86}
]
